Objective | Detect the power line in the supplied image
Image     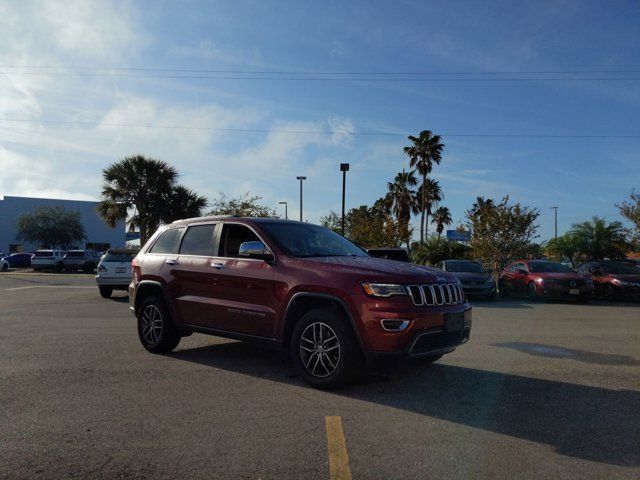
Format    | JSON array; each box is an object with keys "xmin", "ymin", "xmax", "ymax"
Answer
[
  {"xmin": 1, "ymin": 118, "xmax": 638, "ymax": 138},
  {"xmin": 2, "ymin": 65, "xmax": 640, "ymax": 75},
  {"xmin": 0, "ymin": 71, "xmax": 638, "ymax": 82}
]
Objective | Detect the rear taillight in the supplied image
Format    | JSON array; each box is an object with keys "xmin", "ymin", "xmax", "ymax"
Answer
[{"xmin": 131, "ymin": 258, "xmax": 140, "ymax": 282}]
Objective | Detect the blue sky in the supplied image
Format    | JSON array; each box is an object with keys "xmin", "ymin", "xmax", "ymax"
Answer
[{"xmin": 1, "ymin": 0, "xmax": 638, "ymax": 241}]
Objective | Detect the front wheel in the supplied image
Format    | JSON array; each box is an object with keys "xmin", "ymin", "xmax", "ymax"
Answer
[
  {"xmin": 291, "ymin": 308, "xmax": 362, "ymax": 390},
  {"xmin": 528, "ymin": 282, "xmax": 539, "ymax": 301},
  {"xmin": 415, "ymin": 353, "xmax": 443, "ymax": 364},
  {"xmin": 137, "ymin": 296, "xmax": 181, "ymax": 353},
  {"xmin": 499, "ymin": 280, "xmax": 509, "ymax": 297}
]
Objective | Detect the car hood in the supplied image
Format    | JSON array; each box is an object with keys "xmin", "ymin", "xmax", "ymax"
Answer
[
  {"xmin": 299, "ymin": 256, "xmax": 457, "ymax": 284},
  {"xmin": 608, "ymin": 274, "xmax": 640, "ymax": 282},
  {"xmin": 531, "ymin": 272, "xmax": 586, "ymax": 280},
  {"xmin": 451, "ymin": 272, "xmax": 493, "ymax": 283}
]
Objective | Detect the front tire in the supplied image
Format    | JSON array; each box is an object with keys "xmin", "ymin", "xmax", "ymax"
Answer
[
  {"xmin": 291, "ymin": 308, "xmax": 362, "ymax": 390},
  {"xmin": 499, "ymin": 280, "xmax": 509, "ymax": 298},
  {"xmin": 528, "ymin": 282, "xmax": 539, "ymax": 301},
  {"xmin": 415, "ymin": 353, "xmax": 443, "ymax": 364},
  {"xmin": 137, "ymin": 296, "xmax": 181, "ymax": 353}
]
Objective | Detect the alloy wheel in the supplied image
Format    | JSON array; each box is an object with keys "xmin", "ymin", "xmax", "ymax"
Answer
[
  {"xmin": 299, "ymin": 322, "xmax": 341, "ymax": 378},
  {"xmin": 141, "ymin": 304, "xmax": 163, "ymax": 345}
]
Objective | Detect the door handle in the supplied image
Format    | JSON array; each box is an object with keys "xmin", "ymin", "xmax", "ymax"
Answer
[
  {"xmin": 165, "ymin": 258, "xmax": 178, "ymax": 265},
  {"xmin": 211, "ymin": 262, "xmax": 226, "ymax": 269}
]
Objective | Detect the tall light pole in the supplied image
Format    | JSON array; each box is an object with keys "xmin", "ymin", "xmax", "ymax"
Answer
[
  {"xmin": 278, "ymin": 201, "xmax": 288, "ymax": 220},
  {"xmin": 550, "ymin": 206, "xmax": 558, "ymax": 239},
  {"xmin": 340, "ymin": 163, "xmax": 350, "ymax": 235},
  {"xmin": 296, "ymin": 176, "xmax": 306, "ymax": 221}
]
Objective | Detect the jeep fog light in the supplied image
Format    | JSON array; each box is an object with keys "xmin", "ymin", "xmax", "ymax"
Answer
[{"xmin": 381, "ymin": 319, "xmax": 410, "ymax": 331}]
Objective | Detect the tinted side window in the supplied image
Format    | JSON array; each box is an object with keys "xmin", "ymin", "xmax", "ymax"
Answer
[
  {"xmin": 179, "ymin": 224, "xmax": 216, "ymax": 256},
  {"xmin": 149, "ymin": 228, "xmax": 183, "ymax": 254},
  {"xmin": 219, "ymin": 224, "xmax": 260, "ymax": 258}
]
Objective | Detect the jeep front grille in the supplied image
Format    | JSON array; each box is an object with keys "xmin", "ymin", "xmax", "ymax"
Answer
[{"xmin": 406, "ymin": 283, "xmax": 465, "ymax": 306}]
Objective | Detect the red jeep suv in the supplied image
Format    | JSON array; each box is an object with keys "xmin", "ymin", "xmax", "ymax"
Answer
[{"xmin": 129, "ymin": 217, "xmax": 472, "ymax": 388}]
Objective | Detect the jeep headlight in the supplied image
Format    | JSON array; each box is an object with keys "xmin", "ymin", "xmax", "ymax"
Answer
[{"xmin": 362, "ymin": 283, "xmax": 406, "ymax": 297}]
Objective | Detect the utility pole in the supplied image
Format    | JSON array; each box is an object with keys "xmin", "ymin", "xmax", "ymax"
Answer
[
  {"xmin": 296, "ymin": 176, "xmax": 306, "ymax": 221},
  {"xmin": 278, "ymin": 201, "xmax": 288, "ymax": 220},
  {"xmin": 550, "ymin": 206, "xmax": 558, "ymax": 239},
  {"xmin": 340, "ymin": 163, "xmax": 350, "ymax": 235}
]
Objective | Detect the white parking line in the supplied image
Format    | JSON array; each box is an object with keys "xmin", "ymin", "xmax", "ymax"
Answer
[{"xmin": 4, "ymin": 285, "xmax": 96, "ymax": 291}]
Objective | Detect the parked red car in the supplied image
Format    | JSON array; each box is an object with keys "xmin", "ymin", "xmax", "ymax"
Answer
[
  {"xmin": 576, "ymin": 260, "xmax": 640, "ymax": 300},
  {"xmin": 129, "ymin": 217, "xmax": 472, "ymax": 389},
  {"xmin": 499, "ymin": 260, "xmax": 594, "ymax": 301}
]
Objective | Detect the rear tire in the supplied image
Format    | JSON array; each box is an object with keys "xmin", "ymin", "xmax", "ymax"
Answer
[
  {"xmin": 291, "ymin": 307, "xmax": 362, "ymax": 390},
  {"xmin": 137, "ymin": 295, "xmax": 181, "ymax": 353},
  {"xmin": 99, "ymin": 286, "xmax": 113, "ymax": 298}
]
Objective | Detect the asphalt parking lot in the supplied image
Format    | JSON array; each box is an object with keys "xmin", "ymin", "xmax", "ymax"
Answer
[{"xmin": 1, "ymin": 273, "xmax": 639, "ymax": 479}]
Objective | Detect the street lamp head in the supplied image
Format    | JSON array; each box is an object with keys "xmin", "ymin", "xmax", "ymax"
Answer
[
  {"xmin": 296, "ymin": 176, "xmax": 306, "ymax": 181},
  {"xmin": 340, "ymin": 163, "xmax": 350, "ymax": 172},
  {"xmin": 278, "ymin": 201, "xmax": 287, "ymax": 205}
]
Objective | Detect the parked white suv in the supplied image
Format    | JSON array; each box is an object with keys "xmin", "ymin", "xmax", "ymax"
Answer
[
  {"xmin": 96, "ymin": 249, "xmax": 137, "ymax": 298},
  {"xmin": 32, "ymin": 250, "xmax": 66, "ymax": 271}
]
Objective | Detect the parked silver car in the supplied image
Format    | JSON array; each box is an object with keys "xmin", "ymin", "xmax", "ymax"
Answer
[
  {"xmin": 95, "ymin": 249, "xmax": 137, "ymax": 298},
  {"xmin": 62, "ymin": 250, "xmax": 101, "ymax": 272}
]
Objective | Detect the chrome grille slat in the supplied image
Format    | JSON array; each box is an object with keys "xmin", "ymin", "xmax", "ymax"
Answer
[{"xmin": 407, "ymin": 283, "xmax": 465, "ymax": 306}]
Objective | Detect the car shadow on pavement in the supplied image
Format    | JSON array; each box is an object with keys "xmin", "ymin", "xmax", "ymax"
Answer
[
  {"xmin": 492, "ymin": 342, "xmax": 640, "ymax": 366},
  {"xmin": 171, "ymin": 341, "xmax": 640, "ymax": 468}
]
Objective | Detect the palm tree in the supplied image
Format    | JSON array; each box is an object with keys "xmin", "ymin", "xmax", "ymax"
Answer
[
  {"xmin": 417, "ymin": 178, "xmax": 443, "ymax": 237},
  {"xmin": 385, "ymin": 170, "xmax": 419, "ymax": 249},
  {"xmin": 569, "ymin": 216, "xmax": 629, "ymax": 260},
  {"xmin": 98, "ymin": 155, "xmax": 207, "ymax": 245},
  {"xmin": 165, "ymin": 185, "xmax": 208, "ymax": 221},
  {"xmin": 403, "ymin": 130, "xmax": 444, "ymax": 244},
  {"xmin": 469, "ymin": 196, "xmax": 495, "ymax": 218},
  {"xmin": 431, "ymin": 206, "xmax": 452, "ymax": 238}
]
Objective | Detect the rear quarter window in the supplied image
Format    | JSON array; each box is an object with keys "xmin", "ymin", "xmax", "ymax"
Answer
[{"xmin": 149, "ymin": 228, "xmax": 183, "ymax": 254}]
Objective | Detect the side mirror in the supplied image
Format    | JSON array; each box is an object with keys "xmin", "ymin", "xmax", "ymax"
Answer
[{"xmin": 238, "ymin": 241, "xmax": 274, "ymax": 262}]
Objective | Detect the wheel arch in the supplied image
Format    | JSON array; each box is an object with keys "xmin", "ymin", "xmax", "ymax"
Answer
[{"xmin": 281, "ymin": 292, "xmax": 364, "ymax": 352}]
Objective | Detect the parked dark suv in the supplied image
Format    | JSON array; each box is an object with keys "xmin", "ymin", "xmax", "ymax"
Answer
[{"xmin": 129, "ymin": 217, "xmax": 472, "ymax": 389}]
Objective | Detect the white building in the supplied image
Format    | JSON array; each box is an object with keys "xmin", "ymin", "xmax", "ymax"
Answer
[{"xmin": 0, "ymin": 195, "xmax": 126, "ymax": 254}]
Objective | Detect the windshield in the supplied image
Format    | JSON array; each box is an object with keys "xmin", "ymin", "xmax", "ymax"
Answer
[
  {"xmin": 602, "ymin": 261, "xmax": 639, "ymax": 275},
  {"xmin": 445, "ymin": 261, "xmax": 485, "ymax": 273},
  {"xmin": 260, "ymin": 222, "xmax": 367, "ymax": 258},
  {"xmin": 528, "ymin": 261, "xmax": 571, "ymax": 273}
]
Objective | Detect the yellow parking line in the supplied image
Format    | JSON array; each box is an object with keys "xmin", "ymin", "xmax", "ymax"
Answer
[{"xmin": 325, "ymin": 416, "xmax": 352, "ymax": 480}]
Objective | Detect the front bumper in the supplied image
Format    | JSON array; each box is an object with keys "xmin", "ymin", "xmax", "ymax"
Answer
[
  {"xmin": 536, "ymin": 283, "xmax": 594, "ymax": 298},
  {"xmin": 348, "ymin": 293, "xmax": 472, "ymax": 356},
  {"xmin": 461, "ymin": 283, "xmax": 496, "ymax": 297}
]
